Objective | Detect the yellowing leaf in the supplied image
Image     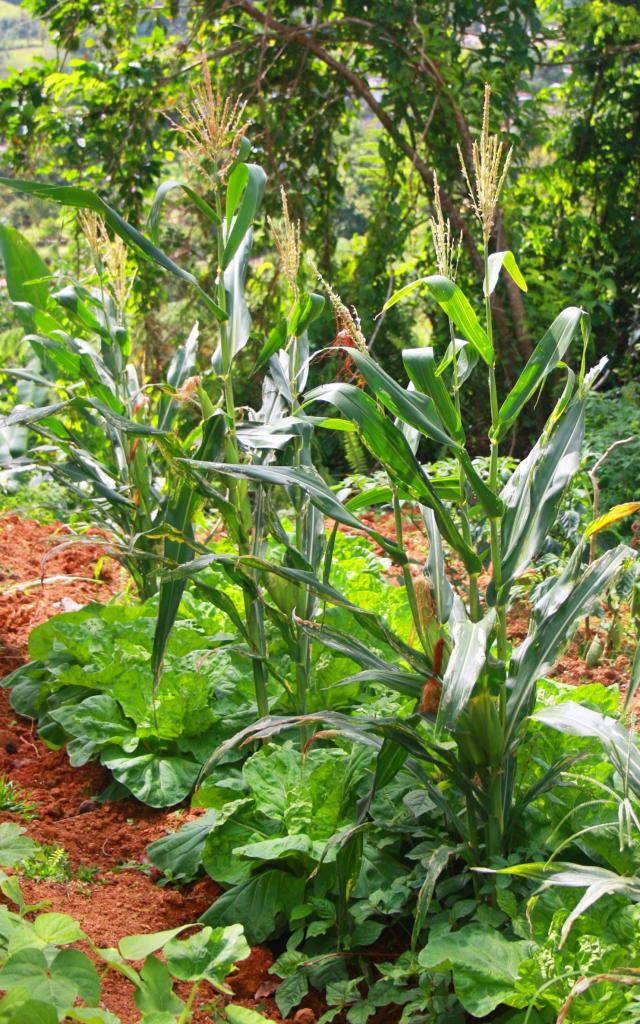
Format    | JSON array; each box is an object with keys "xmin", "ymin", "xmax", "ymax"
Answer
[{"xmin": 584, "ymin": 502, "xmax": 640, "ymax": 539}]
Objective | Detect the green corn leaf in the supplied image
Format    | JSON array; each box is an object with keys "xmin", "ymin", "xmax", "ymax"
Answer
[
  {"xmin": 306, "ymin": 383, "xmax": 481, "ymax": 572},
  {"xmin": 422, "ymin": 507, "xmax": 454, "ymax": 623},
  {"xmin": 491, "ymin": 860, "xmax": 640, "ymax": 948},
  {"xmin": 435, "ymin": 607, "xmax": 495, "ymax": 734},
  {"xmin": 495, "ymin": 307, "xmax": 587, "ymax": 439},
  {"xmin": 287, "ymin": 291, "xmax": 325, "ymax": 336},
  {"xmin": 151, "ymin": 414, "xmax": 226, "ymax": 689},
  {"xmin": 0, "ymin": 399, "xmax": 73, "ymax": 428},
  {"xmin": 504, "ymin": 544, "xmax": 633, "ymax": 747},
  {"xmin": 411, "ymin": 846, "xmax": 456, "ymax": 950},
  {"xmin": 223, "ymin": 163, "xmax": 267, "ymax": 268},
  {"xmin": 382, "ymin": 275, "xmax": 492, "ymax": 364},
  {"xmin": 182, "ymin": 458, "xmax": 405, "ymax": 561},
  {"xmin": 222, "ymin": 231, "xmax": 252, "ymax": 368},
  {"xmin": 119, "ymin": 926, "xmax": 194, "ymax": 962},
  {"xmin": 484, "ymin": 250, "xmax": 527, "ymax": 297},
  {"xmin": 533, "ymin": 701, "xmax": 640, "ymax": 801},
  {"xmin": 158, "ymin": 322, "xmax": 199, "ymax": 432},
  {"xmin": 148, "ymin": 179, "xmax": 220, "ymax": 244},
  {"xmin": 497, "ymin": 394, "xmax": 585, "ymax": 597},
  {"xmin": 0, "ymin": 176, "xmax": 226, "ymax": 321},
  {"xmin": 342, "ymin": 349, "xmax": 455, "ymax": 448},
  {"xmin": 402, "ymin": 347, "xmax": 463, "ymax": 442}
]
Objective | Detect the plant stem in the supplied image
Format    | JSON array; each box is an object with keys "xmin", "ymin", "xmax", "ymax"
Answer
[
  {"xmin": 214, "ymin": 187, "xmax": 269, "ymax": 718},
  {"xmin": 484, "ymin": 242, "xmax": 506, "ymax": 862},
  {"xmin": 450, "ymin": 321, "xmax": 481, "ymax": 621},
  {"xmin": 484, "ymin": 243, "xmax": 507, "ymax": 663},
  {"xmin": 178, "ymin": 981, "xmax": 200, "ymax": 1024},
  {"xmin": 393, "ymin": 486, "xmax": 431, "ymax": 656}
]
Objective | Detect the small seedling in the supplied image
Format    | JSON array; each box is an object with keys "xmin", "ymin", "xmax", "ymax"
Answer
[
  {"xmin": 22, "ymin": 843, "xmax": 71, "ymax": 883},
  {"xmin": 0, "ymin": 775, "xmax": 38, "ymax": 821}
]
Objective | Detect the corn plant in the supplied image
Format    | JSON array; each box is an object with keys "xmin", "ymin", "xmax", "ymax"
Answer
[
  {"xmin": 197, "ymin": 87, "xmax": 637, "ymax": 869},
  {"xmin": 0, "ymin": 62, "xmax": 349, "ymax": 721},
  {"xmin": 0, "ymin": 221, "xmax": 221, "ymax": 599}
]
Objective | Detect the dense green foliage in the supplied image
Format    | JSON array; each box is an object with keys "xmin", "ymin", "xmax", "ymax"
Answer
[
  {"xmin": 1, "ymin": 13, "xmax": 640, "ymax": 1024},
  {"xmin": 1, "ymin": 0, "xmax": 639, "ymax": 452}
]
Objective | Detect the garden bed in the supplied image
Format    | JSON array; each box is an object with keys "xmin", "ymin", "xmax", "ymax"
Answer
[{"xmin": 0, "ymin": 512, "xmax": 635, "ymax": 1023}]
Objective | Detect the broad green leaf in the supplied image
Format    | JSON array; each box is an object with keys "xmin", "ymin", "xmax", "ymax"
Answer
[
  {"xmin": 134, "ymin": 955, "xmax": 184, "ymax": 1017},
  {"xmin": 436, "ymin": 608, "xmax": 496, "ymax": 733},
  {"xmin": 484, "ymin": 250, "xmax": 527, "ymax": 297},
  {"xmin": 119, "ymin": 925, "xmax": 193, "ymax": 961},
  {"xmin": 226, "ymin": 1005, "xmax": 278, "ymax": 1024},
  {"xmin": 0, "ymin": 176, "xmax": 226, "ymax": 320},
  {"xmin": 0, "ymin": 990, "xmax": 58, "ymax": 1024},
  {"xmin": 0, "ymin": 823, "xmax": 36, "ymax": 868},
  {"xmin": 164, "ymin": 924, "xmax": 249, "ymax": 990},
  {"xmin": 34, "ymin": 913, "xmax": 85, "ymax": 945},
  {"xmin": 383, "ymin": 275, "xmax": 492, "ymax": 364},
  {"xmin": 68, "ymin": 1009, "xmax": 123, "ymax": 1024},
  {"xmin": 0, "ymin": 225, "xmax": 50, "ymax": 313},
  {"xmin": 418, "ymin": 925, "xmax": 533, "ymax": 1017},
  {"xmin": 584, "ymin": 501, "xmax": 640, "ymax": 539},
  {"xmin": 50, "ymin": 694, "xmax": 138, "ymax": 752},
  {"xmin": 0, "ymin": 948, "xmax": 77, "ymax": 1012},
  {"xmin": 100, "ymin": 748, "xmax": 199, "ymax": 807},
  {"xmin": 496, "ymin": 307, "xmax": 586, "ymax": 439},
  {"xmin": 200, "ymin": 870, "xmax": 306, "ymax": 944},
  {"xmin": 146, "ymin": 810, "xmax": 219, "ymax": 883},
  {"xmin": 51, "ymin": 949, "xmax": 100, "ymax": 1004}
]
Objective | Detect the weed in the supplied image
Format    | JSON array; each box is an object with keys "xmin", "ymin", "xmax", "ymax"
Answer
[
  {"xmin": 22, "ymin": 843, "xmax": 71, "ymax": 883},
  {"xmin": 0, "ymin": 775, "xmax": 37, "ymax": 820}
]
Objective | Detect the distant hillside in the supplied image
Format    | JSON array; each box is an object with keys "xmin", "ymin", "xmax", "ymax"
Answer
[{"xmin": 0, "ymin": 0, "xmax": 54, "ymax": 76}]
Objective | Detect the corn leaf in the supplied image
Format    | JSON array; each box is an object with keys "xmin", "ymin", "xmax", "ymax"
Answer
[
  {"xmin": 0, "ymin": 225, "xmax": 51, "ymax": 314},
  {"xmin": 223, "ymin": 163, "xmax": 266, "ymax": 268},
  {"xmin": 151, "ymin": 415, "xmax": 227, "ymax": 689},
  {"xmin": 436, "ymin": 608, "xmax": 495, "ymax": 734},
  {"xmin": 504, "ymin": 545, "xmax": 633, "ymax": 747},
  {"xmin": 306, "ymin": 383, "xmax": 481, "ymax": 572},
  {"xmin": 498, "ymin": 396, "xmax": 585, "ymax": 597},
  {"xmin": 584, "ymin": 502, "xmax": 640, "ymax": 539},
  {"xmin": 148, "ymin": 179, "xmax": 220, "ymax": 244},
  {"xmin": 184, "ymin": 458, "xmax": 405, "ymax": 561},
  {"xmin": 383, "ymin": 275, "xmax": 492, "ymax": 364},
  {"xmin": 484, "ymin": 250, "xmax": 527, "ymax": 297},
  {"xmin": 496, "ymin": 307, "xmax": 586, "ymax": 439},
  {"xmin": 0, "ymin": 176, "xmax": 226, "ymax": 321}
]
